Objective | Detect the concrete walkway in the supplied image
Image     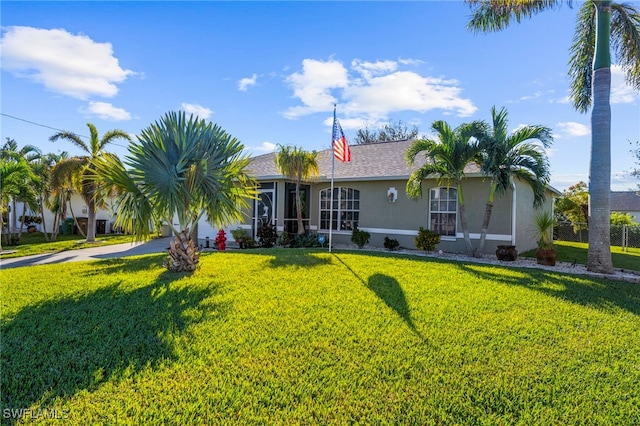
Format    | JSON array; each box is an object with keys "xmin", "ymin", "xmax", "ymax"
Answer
[{"xmin": 0, "ymin": 237, "xmax": 171, "ymax": 270}]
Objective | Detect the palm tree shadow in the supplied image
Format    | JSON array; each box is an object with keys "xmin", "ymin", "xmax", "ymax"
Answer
[
  {"xmin": 453, "ymin": 262, "xmax": 640, "ymax": 316},
  {"xmin": 367, "ymin": 273, "xmax": 424, "ymax": 340},
  {"xmin": 1, "ymin": 272, "xmax": 226, "ymax": 422}
]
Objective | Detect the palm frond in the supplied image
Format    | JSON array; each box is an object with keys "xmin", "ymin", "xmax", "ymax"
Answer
[
  {"xmin": 611, "ymin": 2, "xmax": 640, "ymax": 92},
  {"xmin": 465, "ymin": 0, "xmax": 565, "ymax": 33}
]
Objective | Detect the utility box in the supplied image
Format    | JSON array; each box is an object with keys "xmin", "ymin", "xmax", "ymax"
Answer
[{"xmin": 62, "ymin": 218, "xmax": 75, "ymax": 235}]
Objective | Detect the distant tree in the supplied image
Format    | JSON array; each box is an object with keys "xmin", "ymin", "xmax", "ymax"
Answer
[
  {"xmin": 554, "ymin": 181, "xmax": 590, "ymax": 232},
  {"xmin": 0, "ymin": 157, "xmax": 34, "ymax": 249},
  {"xmin": 630, "ymin": 140, "xmax": 640, "ymax": 188},
  {"xmin": 405, "ymin": 120, "xmax": 485, "ymax": 255},
  {"xmin": 50, "ymin": 123, "xmax": 132, "ymax": 243},
  {"xmin": 353, "ymin": 119, "xmax": 419, "ymax": 145},
  {"xmin": 0, "ymin": 138, "xmax": 41, "ymax": 242},
  {"xmin": 610, "ymin": 212, "xmax": 635, "ymax": 225},
  {"xmin": 274, "ymin": 145, "xmax": 319, "ymax": 234}
]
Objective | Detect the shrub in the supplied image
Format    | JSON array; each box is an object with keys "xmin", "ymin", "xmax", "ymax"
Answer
[
  {"xmin": 257, "ymin": 223, "xmax": 277, "ymax": 248},
  {"xmin": 230, "ymin": 228, "xmax": 248, "ymax": 241},
  {"xmin": 351, "ymin": 228, "xmax": 371, "ymax": 249},
  {"xmin": 277, "ymin": 230, "xmax": 294, "ymax": 247},
  {"xmin": 292, "ymin": 233, "xmax": 321, "ymax": 248},
  {"xmin": 383, "ymin": 236, "xmax": 400, "ymax": 251},
  {"xmin": 415, "ymin": 227, "xmax": 440, "ymax": 252},
  {"xmin": 244, "ymin": 237, "xmax": 257, "ymax": 248}
]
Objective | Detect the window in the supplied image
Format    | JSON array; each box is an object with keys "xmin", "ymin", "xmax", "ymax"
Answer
[
  {"xmin": 319, "ymin": 187, "xmax": 360, "ymax": 231},
  {"xmin": 429, "ymin": 187, "xmax": 457, "ymax": 236}
]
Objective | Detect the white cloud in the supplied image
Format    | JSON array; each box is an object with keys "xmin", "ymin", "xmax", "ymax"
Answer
[
  {"xmin": 238, "ymin": 73, "xmax": 258, "ymax": 92},
  {"xmin": 283, "ymin": 59, "xmax": 350, "ymax": 119},
  {"xmin": 283, "ymin": 57, "xmax": 476, "ymax": 122},
  {"xmin": 611, "ymin": 64, "xmax": 639, "ymax": 104},
  {"xmin": 252, "ymin": 142, "xmax": 277, "ymax": 153},
  {"xmin": 181, "ymin": 103, "xmax": 213, "ymax": 120},
  {"xmin": 0, "ymin": 26, "xmax": 135, "ymax": 100},
  {"xmin": 80, "ymin": 101, "xmax": 131, "ymax": 121},
  {"xmin": 556, "ymin": 121, "xmax": 590, "ymax": 137}
]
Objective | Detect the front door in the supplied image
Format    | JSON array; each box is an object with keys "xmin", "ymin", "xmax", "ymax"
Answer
[{"xmin": 253, "ymin": 189, "xmax": 275, "ymax": 238}]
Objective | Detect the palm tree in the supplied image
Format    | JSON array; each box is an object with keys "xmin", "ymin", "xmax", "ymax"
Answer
[
  {"xmin": 466, "ymin": 0, "xmax": 640, "ymax": 273},
  {"xmin": 0, "ymin": 158, "xmax": 34, "ymax": 250},
  {"xmin": 274, "ymin": 145, "xmax": 320, "ymax": 235},
  {"xmin": 405, "ymin": 120, "xmax": 485, "ymax": 255},
  {"xmin": 0, "ymin": 138, "xmax": 41, "ymax": 241},
  {"xmin": 38, "ymin": 151, "xmax": 69, "ymax": 241},
  {"xmin": 92, "ymin": 111, "xmax": 257, "ymax": 272},
  {"xmin": 49, "ymin": 123, "xmax": 132, "ymax": 243},
  {"xmin": 473, "ymin": 106, "xmax": 553, "ymax": 257}
]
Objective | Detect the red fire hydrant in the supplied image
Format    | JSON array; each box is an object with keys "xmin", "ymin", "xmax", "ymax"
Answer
[{"xmin": 214, "ymin": 229, "xmax": 227, "ymax": 250}]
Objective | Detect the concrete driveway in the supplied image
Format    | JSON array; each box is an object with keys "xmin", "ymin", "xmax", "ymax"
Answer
[{"xmin": 0, "ymin": 237, "xmax": 171, "ymax": 270}]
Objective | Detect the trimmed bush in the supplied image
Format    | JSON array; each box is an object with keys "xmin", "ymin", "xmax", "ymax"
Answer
[
  {"xmin": 351, "ymin": 228, "xmax": 371, "ymax": 249},
  {"xmin": 384, "ymin": 237, "xmax": 400, "ymax": 251},
  {"xmin": 415, "ymin": 227, "xmax": 440, "ymax": 252}
]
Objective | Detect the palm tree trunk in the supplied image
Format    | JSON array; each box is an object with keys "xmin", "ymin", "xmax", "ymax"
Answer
[
  {"xmin": 86, "ymin": 200, "xmax": 97, "ymax": 243},
  {"xmin": 457, "ymin": 183, "xmax": 473, "ymax": 255},
  {"xmin": 68, "ymin": 201, "xmax": 86, "ymax": 238},
  {"xmin": 39, "ymin": 195, "xmax": 49, "ymax": 241},
  {"xmin": 11, "ymin": 198, "xmax": 18, "ymax": 242},
  {"xmin": 474, "ymin": 182, "xmax": 497, "ymax": 257},
  {"xmin": 295, "ymin": 179, "xmax": 304, "ymax": 234},
  {"xmin": 588, "ymin": 68, "xmax": 613, "ymax": 273},
  {"xmin": 18, "ymin": 202, "xmax": 27, "ymax": 239},
  {"xmin": 165, "ymin": 228, "xmax": 199, "ymax": 272},
  {"xmin": 588, "ymin": 1, "xmax": 614, "ymax": 274}
]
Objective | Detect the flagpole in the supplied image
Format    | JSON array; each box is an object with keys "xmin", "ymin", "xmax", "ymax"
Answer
[{"xmin": 329, "ymin": 104, "xmax": 336, "ymax": 253}]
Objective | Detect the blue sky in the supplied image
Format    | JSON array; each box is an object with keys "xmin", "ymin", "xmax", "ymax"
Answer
[{"xmin": 2, "ymin": 1, "xmax": 639, "ymax": 192}]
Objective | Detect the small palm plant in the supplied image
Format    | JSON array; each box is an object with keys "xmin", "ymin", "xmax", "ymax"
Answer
[{"xmin": 533, "ymin": 211, "xmax": 556, "ymax": 266}]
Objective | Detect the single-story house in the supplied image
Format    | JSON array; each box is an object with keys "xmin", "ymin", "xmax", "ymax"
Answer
[
  {"xmin": 611, "ymin": 191, "xmax": 640, "ymax": 223},
  {"xmin": 220, "ymin": 139, "xmax": 560, "ymax": 254}
]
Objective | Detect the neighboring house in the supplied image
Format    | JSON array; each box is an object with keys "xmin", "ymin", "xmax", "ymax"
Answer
[
  {"xmin": 210, "ymin": 139, "xmax": 560, "ymax": 254},
  {"xmin": 8, "ymin": 193, "xmax": 116, "ymax": 236},
  {"xmin": 611, "ymin": 191, "xmax": 640, "ymax": 223}
]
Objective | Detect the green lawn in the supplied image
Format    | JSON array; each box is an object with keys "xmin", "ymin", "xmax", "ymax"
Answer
[
  {"xmin": 2, "ymin": 249, "xmax": 639, "ymax": 424},
  {"xmin": 520, "ymin": 240, "xmax": 640, "ymax": 271},
  {"xmin": 0, "ymin": 232, "xmax": 137, "ymax": 259}
]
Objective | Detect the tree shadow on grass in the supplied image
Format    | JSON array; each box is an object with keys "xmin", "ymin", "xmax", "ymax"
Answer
[
  {"xmin": 1, "ymin": 270, "xmax": 225, "ymax": 422},
  {"xmin": 453, "ymin": 262, "xmax": 640, "ymax": 316},
  {"xmin": 213, "ymin": 248, "xmax": 332, "ymax": 269}
]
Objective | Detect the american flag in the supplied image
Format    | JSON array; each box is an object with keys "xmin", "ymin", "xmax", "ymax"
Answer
[{"xmin": 332, "ymin": 110, "xmax": 351, "ymax": 163}]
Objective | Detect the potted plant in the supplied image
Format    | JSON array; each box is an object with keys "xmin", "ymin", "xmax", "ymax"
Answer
[
  {"xmin": 230, "ymin": 228, "xmax": 248, "ymax": 249},
  {"xmin": 533, "ymin": 211, "xmax": 556, "ymax": 266}
]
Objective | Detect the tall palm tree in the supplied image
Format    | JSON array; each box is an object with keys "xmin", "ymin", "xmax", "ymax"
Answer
[
  {"xmin": 50, "ymin": 123, "xmax": 132, "ymax": 243},
  {"xmin": 466, "ymin": 0, "xmax": 640, "ymax": 273},
  {"xmin": 274, "ymin": 145, "xmax": 320, "ymax": 235},
  {"xmin": 474, "ymin": 106, "xmax": 553, "ymax": 257},
  {"xmin": 92, "ymin": 111, "xmax": 257, "ymax": 272},
  {"xmin": 38, "ymin": 151, "xmax": 69, "ymax": 241},
  {"xmin": 405, "ymin": 120, "xmax": 485, "ymax": 255}
]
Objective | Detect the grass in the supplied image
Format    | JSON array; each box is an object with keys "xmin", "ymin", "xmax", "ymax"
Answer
[
  {"xmin": 0, "ymin": 232, "xmax": 138, "ymax": 259},
  {"xmin": 2, "ymin": 249, "xmax": 640, "ymax": 424},
  {"xmin": 520, "ymin": 240, "xmax": 640, "ymax": 272}
]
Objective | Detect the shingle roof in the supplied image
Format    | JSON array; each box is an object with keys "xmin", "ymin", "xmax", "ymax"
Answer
[
  {"xmin": 247, "ymin": 139, "xmax": 481, "ymax": 181},
  {"xmin": 611, "ymin": 191, "xmax": 640, "ymax": 211}
]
